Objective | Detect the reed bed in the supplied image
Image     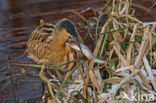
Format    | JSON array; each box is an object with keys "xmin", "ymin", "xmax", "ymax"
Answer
[
  {"xmin": 13, "ymin": 0, "xmax": 156, "ymax": 103},
  {"xmin": 36, "ymin": 0, "xmax": 156, "ymax": 103}
]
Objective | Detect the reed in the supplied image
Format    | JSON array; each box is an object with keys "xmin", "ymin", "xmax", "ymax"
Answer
[{"xmin": 12, "ymin": 0, "xmax": 156, "ymax": 102}]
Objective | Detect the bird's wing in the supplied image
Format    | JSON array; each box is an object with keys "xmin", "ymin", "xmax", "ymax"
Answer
[
  {"xmin": 26, "ymin": 23, "xmax": 56, "ymax": 55},
  {"xmin": 28, "ymin": 23, "xmax": 55, "ymax": 44}
]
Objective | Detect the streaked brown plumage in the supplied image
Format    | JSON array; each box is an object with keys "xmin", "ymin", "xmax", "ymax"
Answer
[{"xmin": 26, "ymin": 18, "xmax": 84, "ymax": 81}]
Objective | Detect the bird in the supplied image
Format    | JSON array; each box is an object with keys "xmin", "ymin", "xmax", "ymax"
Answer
[
  {"xmin": 26, "ymin": 18, "xmax": 86, "ymax": 82},
  {"xmin": 26, "ymin": 18, "xmax": 106, "ymax": 82}
]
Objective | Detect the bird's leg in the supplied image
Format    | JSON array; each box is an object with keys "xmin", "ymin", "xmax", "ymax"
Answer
[{"xmin": 39, "ymin": 65, "xmax": 49, "ymax": 83}]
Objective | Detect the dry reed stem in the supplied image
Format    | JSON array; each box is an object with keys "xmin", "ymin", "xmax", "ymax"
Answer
[
  {"xmin": 126, "ymin": 24, "xmax": 138, "ymax": 63},
  {"xmin": 112, "ymin": 18, "xmax": 123, "ymax": 42},
  {"xmin": 135, "ymin": 42, "xmax": 140, "ymax": 52},
  {"xmin": 119, "ymin": 0, "xmax": 129, "ymax": 15},
  {"xmin": 134, "ymin": 27, "xmax": 148, "ymax": 66},
  {"xmin": 143, "ymin": 56, "xmax": 156, "ymax": 91},
  {"xmin": 115, "ymin": 65, "xmax": 134, "ymax": 72},
  {"xmin": 109, "ymin": 47, "xmax": 114, "ymax": 61},
  {"xmin": 145, "ymin": 1, "xmax": 156, "ymax": 15},
  {"xmin": 93, "ymin": 86, "xmax": 99, "ymax": 101},
  {"xmin": 114, "ymin": 45, "xmax": 129, "ymax": 66},
  {"xmin": 103, "ymin": 78, "xmax": 122, "ymax": 84},
  {"xmin": 89, "ymin": 69, "xmax": 102, "ymax": 94},
  {"xmin": 55, "ymin": 69, "xmax": 63, "ymax": 80},
  {"xmin": 47, "ymin": 69, "xmax": 58, "ymax": 80},
  {"xmin": 126, "ymin": 44, "xmax": 132, "ymax": 64},
  {"xmin": 111, "ymin": 70, "xmax": 139, "ymax": 96},
  {"xmin": 47, "ymin": 81, "xmax": 55, "ymax": 102},
  {"xmin": 78, "ymin": 65, "xmax": 88, "ymax": 101},
  {"xmin": 70, "ymin": 10, "xmax": 88, "ymax": 25},
  {"xmin": 138, "ymin": 71, "xmax": 151, "ymax": 90},
  {"xmin": 134, "ymin": 27, "xmax": 152, "ymax": 90},
  {"xmin": 97, "ymin": 65, "xmax": 125, "ymax": 77},
  {"xmin": 65, "ymin": 92, "xmax": 71, "ymax": 103},
  {"xmin": 122, "ymin": 15, "xmax": 142, "ymax": 24},
  {"xmin": 94, "ymin": 70, "xmax": 103, "ymax": 90}
]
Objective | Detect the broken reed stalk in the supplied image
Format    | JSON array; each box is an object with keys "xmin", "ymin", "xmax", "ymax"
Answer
[
  {"xmin": 54, "ymin": 61, "xmax": 83, "ymax": 100},
  {"xmin": 70, "ymin": 10, "xmax": 88, "ymax": 25},
  {"xmin": 7, "ymin": 56, "xmax": 17, "ymax": 103},
  {"xmin": 143, "ymin": 56, "xmax": 156, "ymax": 91},
  {"xmin": 95, "ymin": 0, "xmax": 110, "ymax": 37}
]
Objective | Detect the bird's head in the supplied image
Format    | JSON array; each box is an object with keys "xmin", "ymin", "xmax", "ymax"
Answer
[
  {"xmin": 57, "ymin": 19, "xmax": 83, "ymax": 53},
  {"xmin": 56, "ymin": 19, "xmax": 106, "ymax": 64}
]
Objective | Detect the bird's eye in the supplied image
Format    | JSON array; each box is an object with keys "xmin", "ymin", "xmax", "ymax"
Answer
[
  {"xmin": 68, "ymin": 37, "xmax": 74, "ymax": 43},
  {"xmin": 68, "ymin": 37, "xmax": 74, "ymax": 42}
]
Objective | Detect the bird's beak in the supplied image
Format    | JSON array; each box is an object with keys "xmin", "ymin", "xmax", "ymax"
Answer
[{"xmin": 67, "ymin": 37, "xmax": 83, "ymax": 54}]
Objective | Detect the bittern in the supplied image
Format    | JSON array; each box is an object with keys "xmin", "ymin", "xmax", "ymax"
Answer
[{"xmin": 26, "ymin": 18, "xmax": 105, "ymax": 81}]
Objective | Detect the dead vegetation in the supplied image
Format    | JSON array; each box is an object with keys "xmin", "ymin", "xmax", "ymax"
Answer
[{"xmin": 35, "ymin": 0, "xmax": 156, "ymax": 103}]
